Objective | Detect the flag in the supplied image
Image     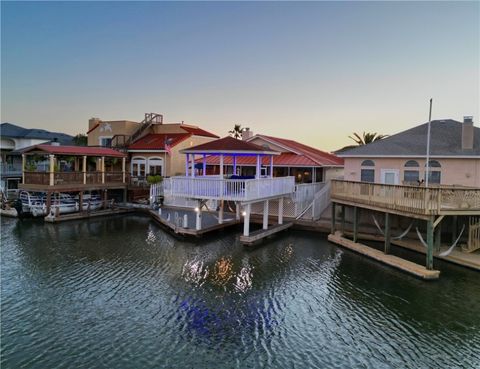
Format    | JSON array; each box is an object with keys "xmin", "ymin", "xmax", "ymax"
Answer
[{"xmin": 165, "ymin": 138, "xmax": 172, "ymax": 155}]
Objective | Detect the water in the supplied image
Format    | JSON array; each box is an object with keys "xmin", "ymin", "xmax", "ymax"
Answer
[{"xmin": 1, "ymin": 215, "xmax": 479, "ymax": 369}]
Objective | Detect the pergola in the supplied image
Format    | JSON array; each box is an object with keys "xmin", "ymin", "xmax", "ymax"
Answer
[{"xmin": 180, "ymin": 136, "xmax": 280, "ymax": 178}]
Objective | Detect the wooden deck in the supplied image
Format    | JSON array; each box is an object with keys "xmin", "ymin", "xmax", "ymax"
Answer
[
  {"xmin": 328, "ymin": 232, "xmax": 440, "ymax": 280},
  {"xmin": 331, "ymin": 180, "xmax": 480, "ymax": 218},
  {"xmin": 19, "ymin": 182, "xmax": 127, "ymax": 192},
  {"xmin": 44, "ymin": 207, "xmax": 134, "ymax": 223},
  {"xmin": 240, "ymin": 222, "xmax": 292, "ymax": 245}
]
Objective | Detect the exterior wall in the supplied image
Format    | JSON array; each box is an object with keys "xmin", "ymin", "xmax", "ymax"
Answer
[
  {"xmin": 87, "ymin": 120, "xmax": 140, "ymax": 146},
  {"xmin": 324, "ymin": 167, "xmax": 344, "ymax": 182},
  {"xmin": 343, "ymin": 157, "xmax": 480, "ymax": 187}
]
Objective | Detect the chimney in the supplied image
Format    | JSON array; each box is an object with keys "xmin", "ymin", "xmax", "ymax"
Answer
[
  {"xmin": 462, "ymin": 116, "xmax": 474, "ymax": 150},
  {"xmin": 89, "ymin": 117, "xmax": 101, "ymax": 130},
  {"xmin": 242, "ymin": 127, "xmax": 253, "ymax": 141}
]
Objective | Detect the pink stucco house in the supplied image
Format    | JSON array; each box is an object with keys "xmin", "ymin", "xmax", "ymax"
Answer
[{"xmin": 337, "ymin": 117, "xmax": 479, "ymax": 188}]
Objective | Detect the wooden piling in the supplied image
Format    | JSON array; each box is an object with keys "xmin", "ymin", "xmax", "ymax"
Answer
[
  {"xmin": 426, "ymin": 218, "xmax": 434, "ymax": 270},
  {"xmin": 384, "ymin": 212, "xmax": 391, "ymax": 254}
]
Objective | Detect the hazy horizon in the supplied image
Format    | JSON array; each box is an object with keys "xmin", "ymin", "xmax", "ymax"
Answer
[{"xmin": 1, "ymin": 1, "xmax": 479, "ymax": 151}]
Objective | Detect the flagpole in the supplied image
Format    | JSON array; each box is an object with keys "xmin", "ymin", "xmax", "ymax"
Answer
[{"xmin": 425, "ymin": 98, "xmax": 433, "ymax": 188}]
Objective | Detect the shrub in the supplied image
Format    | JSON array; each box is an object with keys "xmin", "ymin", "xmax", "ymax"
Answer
[{"xmin": 147, "ymin": 175, "xmax": 163, "ymax": 184}]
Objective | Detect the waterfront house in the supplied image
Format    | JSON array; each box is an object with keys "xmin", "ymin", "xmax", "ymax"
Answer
[
  {"xmin": 336, "ymin": 117, "xmax": 479, "ymax": 187},
  {"xmin": 0, "ymin": 122, "xmax": 74, "ymax": 193},
  {"xmin": 196, "ymin": 129, "xmax": 344, "ymax": 184},
  {"xmin": 86, "ymin": 113, "xmax": 219, "ymax": 181}
]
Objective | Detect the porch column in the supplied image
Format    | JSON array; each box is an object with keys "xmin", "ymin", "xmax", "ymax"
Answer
[
  {"xmin": 220, "ymin": 154, "xmax": 224, "ymax": 177},
  {"xmin": 270, "ymin": 156, "xmax": 274, "ymax": 178},
  {"xmin": 49, "ymin": 154, "xmax": 55, "ymax": 186},
  {"xmin": 82, "ymin": 156, "xmax": 87, "ymax": 184},
  {"xmin": 278, "ymin": 197, "xmax": 284, "ymax": 225},
  {"xmin": 203, "ymin": 154, "xmax": 207, "ymax": 176},
  {"xmin": 256, "ymin": 155, "xmax": 260, "ymax": 179},
  {"xmin": 218, "ymin": 200, "xmax": 224, "ymax": 224},
  {"xmin": 233, "ymin": 155, "xmax": 237, "ymax": 176},
  {"xmin": 122, "ymin": 157, "xmax": 126, "ymax": 183},
  {"xmin": 384, "ymin": 212, "xmax": 391, "ymax": 254},
  {"xmin": 22, "ymin": 154, "xmax": 25, "ymax": 183},
  {"xmin": 243, "ymin": 203, "xmax": 251, "ymax": 237},
  {"xmin": 185, "ymin": 154, "xmax": 189, "ymax": 176},
  {"xmin": 191, "ymin": 154, "xmax": 195, "ymax": 177},
  {"xmin": 426, "ymin": 218, "xmax": 434, "ymax": 270},
  {"xmin": 101, "ymin": 156, "xmax": 105, "ymax": 184},
  {"xmin": 263, "ymin": 200, "xmax": 269, "ymax": 230}
]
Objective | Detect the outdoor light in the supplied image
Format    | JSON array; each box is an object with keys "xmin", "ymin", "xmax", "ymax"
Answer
[
  {"xmin": 194, "ymin": 207, "xmax": 200, "ymax": 212},
  {"xmin": 242, "ymin": 211, "xmax": 247, "ymax": 216}
]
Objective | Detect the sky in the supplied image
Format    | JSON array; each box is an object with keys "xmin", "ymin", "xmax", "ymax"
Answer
[{"xmin": 1, "ymin": 1, "xmax": 479, "ymax": 151}]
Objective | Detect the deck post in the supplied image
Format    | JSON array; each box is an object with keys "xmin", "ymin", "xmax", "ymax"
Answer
[
  {"xmin": 83, "ymin": 156, "xmax": 87, "ymax": 184},
  {"xmin": 101, "ymin": 156, "xmax": 105, "ymax": 184},
  {"xmin": 256, "ymin": 155, "xmax": 260, "ymax": 179},
  {"xmin": 269, "ymin": 156, "xmax": 273, "ymax": 178},
  {"xmin": 196, "ymin": 202, "xmax": 202, "ymax": 230},
  {"xmin": 103, "ymin": 189, "xmax": 108, "ymax": 209},
  {"xmin": 278, "ymin": 197, "xmax": 284, "ymax": 225},
  {"xmin": 451, "ymin": 215, "xmax": 458, "ymax": 244},
  {"xmin": 220, "ymin": 154, "xmax": 224, "ymax": 177},
  {"xmin": 233, "ymin": 155, "xmax": 237, "ymax": 176},
  {"xmin": 122, "ymin": 157, "xmax": 126, "ymax": 183},
  {"xmin": 49, "ymin": 154, "xmax": 55, "ymax": 186},
  {"xmin": 353, "ymin": 206, "xmax": 358, "ymax": 243},
  {"xmin": 22, "ymin": 154, "xmax": 26, "ymax": 183},
  {"xmin": 191, "ymin": 154, "xmax": 195, "ymax": 177},
  {"xmin": 426, "ymin": 218, "xmax": 434, "ymax": 270},
  {"xmin": 263, "ymin": 200, "xmax": 269, "ymax": 230},
  {"xmin": 79, "ymin": 191, "xmax": 83, "ymax": 212},
  {"xmin": 331, "ymin": 202, "xmax": 336, "ymax": 234},
  {"xmin": 243, "ymin": 203, "xmax": 251, "ymax": 236},
  {"xmin": 236, "ymin": 202, "xmax": 241, "ymax": 220},
  {"xmin": 340, "ymin": 205, "xmax": 345, "ymax": 235},
  {"xmin": 435, "ymin": 221, "xmax": 441, "ymax": 252},
  {"xmin": 203, "ymin": 154, "xmax": 206, "ymax": 176},
  {"xmin": 185, "ymin": 154, "xmax": 189, "ymax": 176},
  {"xmin": 384, "ymin": 212, "xmax": 391, "ymax": 254},
  {"xmin": 218, "ymin": 200, "xmax": 224, "ymax": 224},
  {"xmin": 46, "ymin": 191, "xmax": 52, "ymax": 214}
]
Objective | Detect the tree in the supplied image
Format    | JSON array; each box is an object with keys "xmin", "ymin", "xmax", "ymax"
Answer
[
  {"xmin": 73, "ymin": 133, "xmax": 88, "ymax": 146},
  {"xmin": 348, "ymin": 132, "xmax": 388, "ymax": 146},
  {"xmin": 228, "ymin": 124, "xmax": 244, "ymax": 139}
]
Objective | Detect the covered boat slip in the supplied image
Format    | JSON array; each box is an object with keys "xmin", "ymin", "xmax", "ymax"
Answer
[
  {"xmin": 330, "ymin": 179, "xmax": 480, "ymax": 279},
  {"xmin": 18, "ymin": 144, "xmax": 128, "ymax": 217}
]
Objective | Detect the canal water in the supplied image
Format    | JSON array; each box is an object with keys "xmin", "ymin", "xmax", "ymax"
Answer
[{"xmin": 1, "ymin": 215, "xmax": 479, "ymax": 369}]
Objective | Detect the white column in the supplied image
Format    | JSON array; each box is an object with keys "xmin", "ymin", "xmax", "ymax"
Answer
[
  {"xmin": 263, "ymin": 200, "xmax": 269, "ymax": 230},
  {"xmin": 196, "ymin": 207, "xmax": 202, "ymax": 230},
  {"xmin": 203, "ymin": 154, "xmax": 206, "ymax": 176},
  {"xmin": 185, "ymin": 154, "xmax": 189, "ymax": 176},
  {"xmin": 278, "ymin": 197, "xmax": 284, "ymax": 225},
  {"xmin": 218, "ymin": 200, "xmax": 224, "ymax": 224},
  {"xmin": 22, "ymin": 154, "xmax": 26, "ymax": 183},
  {"xmin": 270, "ymin": 155, "xmax": 274, "ymax": 178},
  {"xmin": 220, "ymin": 154, "xmax": 224, "ymax": 177},
  {"xmin": 83, "ymin": 156, "xmax": 87, "ymax": 184},
  {"xmin": 191, "ymin": 154, "xmax": 195, "ymax": 177},
  {"xmin": 122, "ymin": 157, "xmax": 126, "ymax": 183},
  {"xmin": 233, "ymin": 155, "xmax": 237, "ymax": 176},
  {"xmin": 256, "ymin": 155, "xmax": 260, "ymax": 179},
  {"xmin": 101, "ymin": 156, "xmax": 105, "ymax": 184},
  {"xmin": 243, "ymin": 203, "xmax": 251, "ymax": 236},
  {"xmin": 49, "ymin": 154, "xmax": 55, "ymax": 186},
  {"xmin": 312, "ymin": 167, "xmax": 316, "ymax": 183},
  {"xmin": 236, "ymin": 202, "xmax": 241, "ymax": 220}
]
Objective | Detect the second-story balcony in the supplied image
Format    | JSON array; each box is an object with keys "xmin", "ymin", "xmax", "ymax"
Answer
[
  {"xmin": 0, "ymin": 163, "xmax": 23, "ymax": 177},
  {"xmin": 164, "ymin": 176, "xmax": 296, "ymax": 202}
]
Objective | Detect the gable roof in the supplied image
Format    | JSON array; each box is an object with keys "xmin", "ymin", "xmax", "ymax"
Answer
[
  {"xmin": 181, "ymin": 136, "xmax": 279, "ymax": 155},
  {"xmin": 1, "ymin": 122, "xmax": 74, "ymax": 145},
  {"xmin": 337, "ymin": 119, "xmax": 480, "ymax": 157},
  {"xmin": 21, "ymin": 144, "xmax": 126, "ymax": 157},
  {"xmin": 248, "ymin": 134, "xmax": 344, "ymax": 166},
  {"xmin": 128, "ymin": 133, "xmax": 191, "ymax": 150},
  {"xmin": 179, "ymin": 125, "xmax": 219, "ymax": 138},
  {"xmin": 196, "ymin": 152, "xmax": 321, "ymax": 167}
]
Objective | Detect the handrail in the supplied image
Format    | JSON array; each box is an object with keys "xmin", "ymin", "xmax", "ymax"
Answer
[{"xmin": 126, "ymin": 113, "xmax": 163, "ymax": 146}]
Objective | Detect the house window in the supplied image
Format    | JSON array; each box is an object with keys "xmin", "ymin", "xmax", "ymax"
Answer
[
  {"xmin": 404, "ymin": 160, "xmax": 419, "ymax": 183},
  {"xmin": 131, "ymin": 157, "xmax": 147, "ymax": 178},
  {"xmin": 99, "ymin": 137, "xmax": 112, "ymax": 147},
  {"xmin": 360, "ymin": 160, "xmax": 375, "ymax": 183},
  {"xmin": 425, "ymin": 160, "xmax": 441, "ymax": 184}
]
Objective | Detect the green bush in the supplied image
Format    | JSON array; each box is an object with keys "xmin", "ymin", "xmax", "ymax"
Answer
[{"xmin": 147, "ymin": 175, "xmax": 163, "ymax": 184}]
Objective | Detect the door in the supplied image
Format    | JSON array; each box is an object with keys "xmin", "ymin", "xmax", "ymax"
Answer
[{"xmin": 381, "ymin": 169, "xmax": 399, "ymax": 185}]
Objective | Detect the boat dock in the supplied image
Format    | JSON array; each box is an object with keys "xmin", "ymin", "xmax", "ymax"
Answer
[
  {"xmin": 240, "ymin": 222, "xmax": 292, "ymax": 245},
  {"xmin": 44, "ymin": 207, "xmax": 135, "ymax": 223},
  {"xmin": 328, "ymin": 232, "xmax": 440, "ymax": 280}
]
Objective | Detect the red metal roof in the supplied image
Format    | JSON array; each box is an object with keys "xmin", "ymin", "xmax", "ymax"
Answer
[
  {"xmin": 22, "ymin": 144, "xmax": 126, "ymax": 157},
  {"xmin": 180, "ymin": 125, "xmax": 219, "ymax": 138},
  {"xmin": 251, "ymin": 135, "xmax": 344, "ymax": 166},
  {"xmin": 195, "ymin": 153, "xmax": 320, "ymax": 167},
  {"xmin": 128, "ymin": 133, "xmax": 191, "ymax": 150},
  {"xmin": 182, "ymin": 136, "xmax": 279, "ymax": 154}
]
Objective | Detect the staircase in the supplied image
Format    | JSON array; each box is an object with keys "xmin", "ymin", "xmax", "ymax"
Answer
[
  {"xmin": 296, "ymin": 181, "xmax": 331, "ymax": 220},
  {"xmin": 125, "ymin": 113, "xmax": 163, "ymax": 147}
]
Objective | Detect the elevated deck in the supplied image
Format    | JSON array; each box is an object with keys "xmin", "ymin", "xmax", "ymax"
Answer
[{"xmin": 240, "ymin": 222, "xmax": 292, "ymax": 245}]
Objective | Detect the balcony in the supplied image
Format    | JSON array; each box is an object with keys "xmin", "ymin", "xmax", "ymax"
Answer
[
  {"xmin": 21, "ymin": 171, "xmax": 127, "ymax": 191},
  {"xmin": 331, "ymin": 179, "xmax": 480, "ymax": 217},
  {"xmin": 163, "ymin": 176, "xmax": 295, "ymax": 202},
  {"xmin": 0, "ymin": 163, "xmax": 22, "ymax": 177}
]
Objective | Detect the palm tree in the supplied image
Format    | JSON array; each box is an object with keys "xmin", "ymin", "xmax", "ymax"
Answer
[
  {"xmin": 229, "ymin": 124, "xmax": 244, "ymax": 139},
  {"xmin": 348, "ymin": 132, "xmax": 388, "ymax": 146}
]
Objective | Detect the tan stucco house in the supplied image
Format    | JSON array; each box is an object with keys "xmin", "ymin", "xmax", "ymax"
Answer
[{"xmin": 337, "ymin": 117, "xmax": 480, "ymax": 187}]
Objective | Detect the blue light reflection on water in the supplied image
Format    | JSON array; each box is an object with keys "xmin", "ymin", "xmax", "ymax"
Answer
[{"xmin": 1, "ymin": 215, "xmax": 480, "ymax": 369}]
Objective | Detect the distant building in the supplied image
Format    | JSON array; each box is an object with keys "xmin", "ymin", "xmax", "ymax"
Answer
[
  {"xmin": 0, "ymin": 122, "xmax": 74, "ymax": 191},
  {"xmin": 337, "ymin": 117, "xmax": 480, "ymax": 187}
]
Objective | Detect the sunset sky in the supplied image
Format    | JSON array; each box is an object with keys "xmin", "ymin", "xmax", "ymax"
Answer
[{"xmin": 1, "ymin": 1, "xmax": 479, "ymax": 151}]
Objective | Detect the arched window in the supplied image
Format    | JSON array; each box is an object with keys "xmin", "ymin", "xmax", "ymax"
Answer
[
  {"xmin": 425, "ymin": 160, "xmax": 441, "ymax": 184},
  {"xmin": 404, "ymin": 160, "xmax": 420, "ymax": 183},
  {"xmin": 148, "ymin": 157, "xmax": 164, "ymax": 176},
  {"xmin": 360, "ymin": 160, "xmax": 375, "ymax": 182},
  {"xmin": 361, "ymin": 160, "xmax": 375, "ymax": 167},
  {"xmin": 131, "ymin": 156, "xmax": 147, "ymax": 178}
]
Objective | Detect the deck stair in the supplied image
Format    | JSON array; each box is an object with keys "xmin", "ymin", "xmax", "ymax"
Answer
[{"xmin": 127, "ymin": 113, "xmax": 164, "ymax": 147}]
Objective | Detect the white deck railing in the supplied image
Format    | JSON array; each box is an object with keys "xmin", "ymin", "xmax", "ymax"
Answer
[{"xmin": 163, "ymin": 176, "xmax": 295, "ymax": 202}]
